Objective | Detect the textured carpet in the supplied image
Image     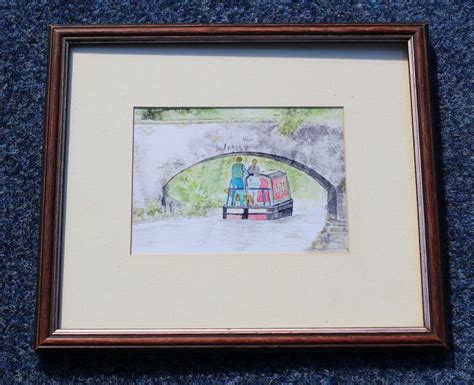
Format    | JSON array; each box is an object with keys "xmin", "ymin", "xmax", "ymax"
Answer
[{"xmin": 1, "ymin": 1, "xmax": 472, "ymax": 383}]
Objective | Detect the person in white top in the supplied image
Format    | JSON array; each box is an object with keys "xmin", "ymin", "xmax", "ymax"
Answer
[{"xmin": 246, "ymin": 159, "xmax": 261, "ymax": 206}]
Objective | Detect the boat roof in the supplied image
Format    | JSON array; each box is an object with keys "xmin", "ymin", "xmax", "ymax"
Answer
[{"xmin": 260, "ymin": 170, "xmax": 287, "ymax": 178}]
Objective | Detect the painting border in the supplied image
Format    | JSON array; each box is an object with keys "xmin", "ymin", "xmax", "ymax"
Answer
[{"xmin": 35, "ymin": 24, "xmax": 446, "ymax": 350}]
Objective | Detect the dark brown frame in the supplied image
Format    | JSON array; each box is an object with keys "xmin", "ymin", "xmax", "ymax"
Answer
[{"xmin": 35, "ymin": 24, "xmax": 446, "ymax": 350}]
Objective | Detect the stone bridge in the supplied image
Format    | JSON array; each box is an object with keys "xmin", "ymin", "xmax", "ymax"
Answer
[{"xmin": 133, "ymin": 120, "xmax": 346, "ymax": 220}]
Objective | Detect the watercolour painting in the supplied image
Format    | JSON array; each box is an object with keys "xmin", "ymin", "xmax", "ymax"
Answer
[{"xmin": 132, "ymin": 108, "xmax": 348, "ymax": 254}]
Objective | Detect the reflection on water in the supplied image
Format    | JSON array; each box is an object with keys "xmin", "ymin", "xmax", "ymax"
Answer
[{"xmin": 132, "ymin": 200, "xmax": 328, "ymax": 254}]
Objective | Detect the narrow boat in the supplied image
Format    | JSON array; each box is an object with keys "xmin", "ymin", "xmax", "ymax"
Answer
[{"xmin": 223, "ymin": 170, "xmax": 293, "ymax": 220}]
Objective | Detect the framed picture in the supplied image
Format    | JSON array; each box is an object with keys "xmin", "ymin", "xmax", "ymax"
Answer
[{"xmin": 35, "ymin": 24, "xmax": 446, "ymax": 349}]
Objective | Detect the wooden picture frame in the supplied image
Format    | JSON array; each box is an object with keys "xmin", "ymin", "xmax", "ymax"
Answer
[{"xmin": 35, "ymin": 24, "xmax": 446, "ymax": 350}]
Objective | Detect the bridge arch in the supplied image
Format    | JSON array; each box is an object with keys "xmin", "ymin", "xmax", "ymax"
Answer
[{"xmin": 161, "ymin": 151, "xmax": 338, "ymax": 218}]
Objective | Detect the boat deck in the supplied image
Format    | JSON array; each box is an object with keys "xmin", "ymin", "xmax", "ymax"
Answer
[{"xmin": 223, "ymin": 199, "xmax": 293, "ymax": 220}]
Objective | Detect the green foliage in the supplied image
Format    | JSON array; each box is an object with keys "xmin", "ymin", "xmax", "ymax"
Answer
[
  {"xmin": 136, "ymin": 108, "xmax": 226, "ymax": 122},
  {"xmin": 146, "ymin": 202, "xmax": 163, "ymax": 217},
  {"xmin": 276, "ymin": 108, "xmax": 306, "ymax": 136},
  {"xmin": 133, "ymin": 201, "xmax": 163, "ymax": 222},
  {"xmin": 275, "ymin": 108, "xmax": 344, "ymax": 136},
  {"xmin": 166, "ymin": 157, "xmax": 234, "ymax": 216},
  {"xmin": 133, "ymin": 207, "xmax": 146, "ymax": 221}
]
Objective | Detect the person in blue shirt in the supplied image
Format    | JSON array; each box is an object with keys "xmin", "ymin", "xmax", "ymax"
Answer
[{"xmin": 230, "ymin": 156, "xmax": 248, "ymax": 206}]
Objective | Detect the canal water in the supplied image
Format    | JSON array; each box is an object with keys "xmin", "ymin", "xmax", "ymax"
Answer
[{"xmin": 132, "ymin": 200, "xmax": 326, "ymax": 254}]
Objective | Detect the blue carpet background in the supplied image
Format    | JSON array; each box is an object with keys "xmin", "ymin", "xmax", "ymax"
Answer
[{"xmin": 1, "ymin": 1, "xmax": 472, "ymax": 383}]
